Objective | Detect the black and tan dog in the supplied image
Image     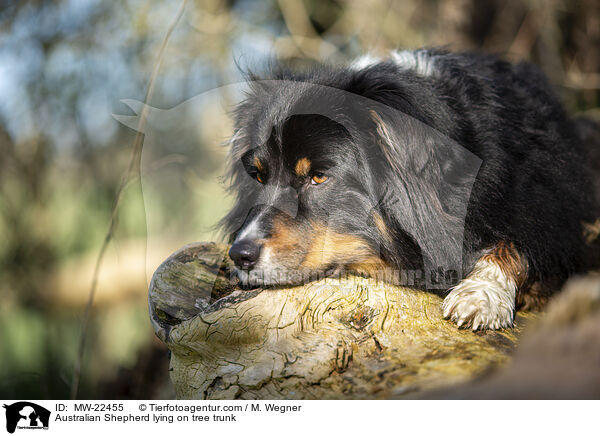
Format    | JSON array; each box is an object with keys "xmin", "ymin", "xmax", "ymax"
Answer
[{"xmin": 221, "ymin": 49, "xmax": 599, "ymax": 330}]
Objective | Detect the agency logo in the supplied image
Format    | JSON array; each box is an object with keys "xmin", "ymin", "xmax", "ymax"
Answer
[{"xmin": 3, "ymin": 402, "xmax": 50, "ymax": 433}]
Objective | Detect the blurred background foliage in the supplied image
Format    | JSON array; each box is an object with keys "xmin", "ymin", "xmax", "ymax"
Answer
[{"xmin": 0, "ymin": 0, "xmax": 598, "ymax": 399}]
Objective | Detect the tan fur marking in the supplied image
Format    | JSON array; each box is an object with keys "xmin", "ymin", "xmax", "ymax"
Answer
[
  {"xmin": 263, "ymin": 218, "xmax": 304, "ymax": 254},
  {"xmin": 295, "ymin": 157, "xmax": 311, "ymax": 177},
  {"xmin": 301, "ymin": 225, "xmax": 386, "ymax": 273},
  {"xmin": 253, "ymin": 156, "xmax": 264, "ymax": 172},
  {"xmin": 584, "ymin": 219, "xmax": 600, "ymax": 244},
  {"xmin": 372, "ymin": 211, "xmax": 392, "ymax": 242},
  {"xmin": 261, "ymin": 218, "xmax": 389, "ymax": 275},
  {"xmin": 482, "ymin": 242, "xmax": 528, "ymax": 288},
  {"xmin": 347, "ymin": 256, "xmax": 390, "ymax": 276},
  {"xmin": 516, "ymin": 281, "xmax": 549, "ymax": 311}
]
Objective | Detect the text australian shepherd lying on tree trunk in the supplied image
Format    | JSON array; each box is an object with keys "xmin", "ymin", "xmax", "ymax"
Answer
[{"xmin": 220, "ymin": 49, "xmax": 599, "ymax": 330}]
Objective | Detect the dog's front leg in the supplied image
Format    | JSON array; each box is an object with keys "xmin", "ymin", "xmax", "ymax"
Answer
[{"xmin": 442, "ymin": 242, "xmax": 527, "ymax": 330}]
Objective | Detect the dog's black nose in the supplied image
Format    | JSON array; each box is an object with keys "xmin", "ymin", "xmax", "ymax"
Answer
[{"xmin": 229, "ymin": 240, "xmax": 261, "ymax": 270}]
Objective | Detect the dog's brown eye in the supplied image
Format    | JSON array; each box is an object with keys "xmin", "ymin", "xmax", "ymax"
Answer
[
  {"xmin": 311, "ymin": 173, "xmax": 328, "ymax": 185},
  {"xmin": 256, "ymin": 173, "xmax": 264, "ymax": 184}
]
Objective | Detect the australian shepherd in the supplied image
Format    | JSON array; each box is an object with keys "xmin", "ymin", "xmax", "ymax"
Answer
[{"xmin": 221, "ymin": 49, "xmax": 599, "ymax": 330}]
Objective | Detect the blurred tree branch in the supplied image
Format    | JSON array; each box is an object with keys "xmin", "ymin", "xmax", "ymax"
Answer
[{"xmin": 70, "ymin": 0, "xmax": 188, "ymax": 400}]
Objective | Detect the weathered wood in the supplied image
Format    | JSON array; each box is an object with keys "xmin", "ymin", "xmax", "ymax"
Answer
[
  {"xmin": 149, "ymin": 242, "xmax": 537, "ymax": 399},
  {"xmin": 415, "ymin": 276, "xmax": 600, "ymax": 399}
]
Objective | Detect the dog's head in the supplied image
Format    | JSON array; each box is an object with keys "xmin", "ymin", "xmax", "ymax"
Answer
[{"xmin": 221, "ymin": 64, "xmax": 475, "ymax": 287}]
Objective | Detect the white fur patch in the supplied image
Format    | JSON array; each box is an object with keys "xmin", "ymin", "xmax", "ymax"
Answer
[
  {"xmin": 350, "ymin": 54, "xmax": 381, "ymax": 70},
  {"xmin": 442, "ymin": 259, "xmax": 516, "ymax": 330},
  {"xmin": 350, "ymin": 50, "xmax": 438, "ymax": 77},
  {"xmin": 236, "ymin": 215, "xmax": 262, "ymax": 241},
  {"xmin": 391, "ymin": 50, "xmax": 437, "ymax": 77}
]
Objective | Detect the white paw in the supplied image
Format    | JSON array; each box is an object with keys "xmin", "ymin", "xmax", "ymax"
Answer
[{"xmin": 442, "ymin": 260, "xmax": 516, "ymax": 330}]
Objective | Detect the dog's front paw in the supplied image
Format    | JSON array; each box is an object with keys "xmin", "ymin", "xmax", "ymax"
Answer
[{"xmin": 442, "ymin": 271, "xmax": 516, "ymax": 330}]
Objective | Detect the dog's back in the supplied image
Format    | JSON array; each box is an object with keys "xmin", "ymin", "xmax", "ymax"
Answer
[{"xmin": 360, "ymin": 50, "xmax": 596, "ymax": 278}]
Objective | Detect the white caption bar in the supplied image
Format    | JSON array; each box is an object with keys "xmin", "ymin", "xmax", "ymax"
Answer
[{"xmin": 1, "ymin": 400, "xmax": 597, "ymax": 436}]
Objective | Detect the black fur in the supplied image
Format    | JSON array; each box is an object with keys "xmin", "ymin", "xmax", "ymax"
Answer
[{"xmin": 222, "ymin": 49, "xmax": 598, "ymax": 300}]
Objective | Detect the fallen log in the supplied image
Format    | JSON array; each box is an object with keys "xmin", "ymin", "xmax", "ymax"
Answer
[{"xmin": 148, "ymin": 242, "xmax": 536, "ymax": 399}]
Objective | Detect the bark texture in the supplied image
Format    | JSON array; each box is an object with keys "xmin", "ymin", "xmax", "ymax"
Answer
[{"xmin": 149, "ymin": 242, "xmax": 536, "ymax": 399}]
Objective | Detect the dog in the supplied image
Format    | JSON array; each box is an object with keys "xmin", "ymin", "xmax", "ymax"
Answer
[{"xmin": 221, "ymin": 49, "xmax": 599, "ymax": 330}]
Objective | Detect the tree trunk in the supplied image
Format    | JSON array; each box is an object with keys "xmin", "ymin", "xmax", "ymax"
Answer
[{"xmin": 148, "ymin": 242, "xmax": 536, "ymax": 399}]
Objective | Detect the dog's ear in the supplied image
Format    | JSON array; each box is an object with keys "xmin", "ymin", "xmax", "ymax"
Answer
[
  {"xmin": 366, "ymin": 102, "xmax": 482, "ymax": 287},
  {"xmin": 368, "ymin": 107, "xmax": 463, "ymax": 181}
]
